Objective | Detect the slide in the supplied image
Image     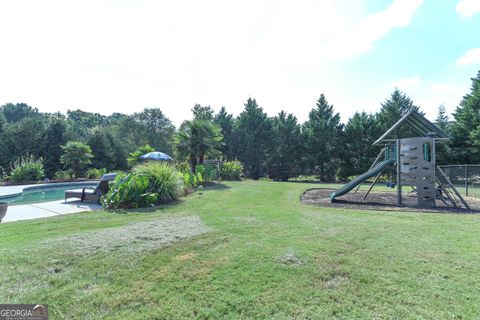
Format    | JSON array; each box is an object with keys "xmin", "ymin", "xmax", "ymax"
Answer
[{"xmin": 330, "ymin": 159, "xmax": 396, "ymax": 202}]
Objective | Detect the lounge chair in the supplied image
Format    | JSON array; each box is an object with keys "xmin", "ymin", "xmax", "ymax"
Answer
[{"xmin": 64, "ymin": 173, "xmax": 117, "ymax": 203}]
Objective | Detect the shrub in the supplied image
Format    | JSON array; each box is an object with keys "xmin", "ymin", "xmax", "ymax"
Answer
[
  {"xmin": 221, "ymin": 161, "xmax": 243, "ymax": 180},
  {"xmin": 196, "ymin": 164, "xmax": 219, "ymax": 182},
  {"xmin": 9, "ymin": 154, "xmax": 45, "ymax": 183},
  {"xmin": 205, "ymin": 164, "xmax": 219, "ymax": 181},
  {"xmin": 176, "ymin": 161, "xmax": 203, "ymax": 189},
  {"xmin": 86, "ymin": 168, "xmax": 107, "ymax": 179},
  {"xmin": 175, "ymin": 161, "xmax": 191, "ymax": 174},
  {"xmin": 0, "ymin": 166, "xmax": 6, "ymax": 182},
  {"xmin": 55, "ymin": 169, "xmax": 75, "ymax": 180},
  {"xmin": 102, "ymin": 162, "xmax": 182, "ymax": 209},
  {"xmin": 127, "ymin": 144, "xmax": 155, "ymax": 168},
  {"xmin": 182, "ymin": 170, "xmax": 202, "ymax": 189}
]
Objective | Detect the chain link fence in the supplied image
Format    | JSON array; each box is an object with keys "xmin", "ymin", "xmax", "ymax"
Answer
[{"xmin": 438, "ymin": 165, "xmax": 480, "ymax": 198}]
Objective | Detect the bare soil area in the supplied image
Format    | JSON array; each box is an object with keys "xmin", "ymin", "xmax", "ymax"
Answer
[{"xmin": 301, "ymin": 188, "xmax": 480, "ymax": 213}]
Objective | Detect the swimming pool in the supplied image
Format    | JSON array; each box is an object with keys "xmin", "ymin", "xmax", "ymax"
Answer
[{"xmin": 0, "ymin": 183, "xmax": 97, "ymax": 206}]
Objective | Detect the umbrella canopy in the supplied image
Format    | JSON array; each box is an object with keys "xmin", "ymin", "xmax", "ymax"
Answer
[{"xmin": 139, "ymin": 151, "xmax": 173, "ymax": 162}]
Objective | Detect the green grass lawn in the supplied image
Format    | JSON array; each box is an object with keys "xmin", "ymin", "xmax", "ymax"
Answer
[{"xmin": 1, "ymin": 180, "xmax": 480, "ymax": 319}]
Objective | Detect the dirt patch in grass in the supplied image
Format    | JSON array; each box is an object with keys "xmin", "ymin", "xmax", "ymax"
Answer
[
  {"xmin": 278, "ymin": 253, "xmax": 304, "ymax": 266},
  {"xmin": 301, "ymin": 188, "xmax": 480, "ymax": 213},
  {"xmin": 43, "ymin": 215, "xmax": 211, "ymax": 256}
]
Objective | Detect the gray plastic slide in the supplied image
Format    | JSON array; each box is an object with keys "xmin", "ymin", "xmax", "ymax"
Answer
[{"xmin": 330, "ymin": 159, "xmax": 395, "ymax": 201}]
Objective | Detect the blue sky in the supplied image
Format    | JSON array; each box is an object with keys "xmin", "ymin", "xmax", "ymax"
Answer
[{"xmin": 0, "ymin": 0, "xmax": 479, "ymax": 126}]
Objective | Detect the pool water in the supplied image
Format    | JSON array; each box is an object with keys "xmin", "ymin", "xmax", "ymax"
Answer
[{"xmin": 3, "ymin": 185, "xmax": 95, "ymax": 206}]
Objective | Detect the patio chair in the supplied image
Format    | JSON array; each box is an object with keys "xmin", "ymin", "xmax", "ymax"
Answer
[{"xmin": 64, "ymin": 173, "xmax": 117, "ymax": 203}]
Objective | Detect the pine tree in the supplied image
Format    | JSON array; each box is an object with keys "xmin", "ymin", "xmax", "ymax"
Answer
[
  {"xmin": 88, "ymin": 129, "xmax": 116, "ymax": 170},
  {"xmin": 236, "ymin": 98, "xmax": 272, "ymax": 180},
  {"xmin": 338, "ymin": 112, "xmax": 380, "ymax": 180},
  {"xmin": 303, "ymin": 94, "xmax": 343, "ymax": 181},
  {"xmin": 214, "ymin": 107, "xmax": 236, "ymax": 161},
  {"xmin": 436, "ymin": 105, "xmax": 450, "ymax": 130},
  {"xmin": 44, "ymin": 119, "xmax": 68, "ymax": 178},
  {"xmin": 376, "ymin": 89, "xmax": 421, "ymax": 137},
  {"xmin": 267, "ymin": 111, "xmax": 302, "ymax": 181},
  {"xmin": 434, "ymin": 105, "xmax": 452, "ymax": 164},
  {"xmin": 449, "ymin": 71, "xmax": 480, "ymax": 163}
]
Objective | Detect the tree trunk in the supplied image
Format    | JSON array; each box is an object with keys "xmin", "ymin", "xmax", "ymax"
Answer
[
  {"xmin": 74, "ymin": 160, "xmax": 80, "ymax": 179},
  {"xmin": 189, "ymin": 154, "xmax": 197, "ymax": 173}
]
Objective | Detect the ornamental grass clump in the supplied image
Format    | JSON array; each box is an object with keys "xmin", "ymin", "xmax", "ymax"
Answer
[
  {"xmin": 9, "ymin": 154, "xmax": 45, "ymax": 183},
  {"xmin": 102, "ymin": 162, "xmax": 183, "ymax": 209}
]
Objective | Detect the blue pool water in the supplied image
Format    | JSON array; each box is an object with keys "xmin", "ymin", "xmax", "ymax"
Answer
[{"xmin": 1, "ymin": 184, "xmax": 96, "ymax": 206}]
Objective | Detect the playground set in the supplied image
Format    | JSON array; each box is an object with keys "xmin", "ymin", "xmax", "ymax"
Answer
[{"xmin": 330, "ymin": 111, "xmax": 471, "ymax": 210}]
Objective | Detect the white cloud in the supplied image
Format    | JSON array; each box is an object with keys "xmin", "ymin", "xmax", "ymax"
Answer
[
  {"xmin": 456, "ymin": 48, "xmax": 480, "ymax": 65},
  {"xmin": 456, "ymin": 0, "xmax": 480, "ymax": 18},
  {"xmin": 321, "ymin": 0, "xmax": 423, "ymax": 60},
  {"xmin": 0, "ymin": 0, "xmax": 423, "ymax": 126},
  {"xmin": 388, "ymin": 75, "xmax": 421, "ymax": 89}
]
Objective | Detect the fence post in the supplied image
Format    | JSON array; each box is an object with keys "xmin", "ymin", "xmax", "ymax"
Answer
[{"xmin": 465, "ymin": 165, "xmax": 469, "ymax": 197}]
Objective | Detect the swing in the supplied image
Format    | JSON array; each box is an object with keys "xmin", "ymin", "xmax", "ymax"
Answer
[{"xmin": 385, "ymin": 166, "xmax": 396, "ymax": 188}]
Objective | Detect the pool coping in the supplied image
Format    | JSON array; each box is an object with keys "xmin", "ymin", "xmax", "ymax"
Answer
[{"xmin": 0, "ymin": 181, "xmax": 99, "ymax": 201}]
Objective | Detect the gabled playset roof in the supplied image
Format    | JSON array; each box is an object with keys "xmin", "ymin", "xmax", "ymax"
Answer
[{"xmin": 373, "ymin": 110, "xmax": 450, "ymax": 146}]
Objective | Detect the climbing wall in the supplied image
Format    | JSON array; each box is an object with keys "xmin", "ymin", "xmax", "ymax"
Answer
[{"xmin": 399, "ymin": 137, "xmax": 435, "ymax": 208}]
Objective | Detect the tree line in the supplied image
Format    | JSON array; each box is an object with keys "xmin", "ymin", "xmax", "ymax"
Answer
[{"xmin": 0, "ymin": 70, "xmax": 479, "ymax": 182}]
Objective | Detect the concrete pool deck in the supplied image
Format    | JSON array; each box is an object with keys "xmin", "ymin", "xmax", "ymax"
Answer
[
  {"xmin": 0, "ymin": 182, "xmax": 102, "ymax": 223},
  {"xmin": 2, "ymin": 200, "xmax": 102, "ymax": 223}
]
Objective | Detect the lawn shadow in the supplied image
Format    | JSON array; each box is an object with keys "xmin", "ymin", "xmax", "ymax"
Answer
[
  {"xmin": 106, "ymin": 182, "xmax": 230, "ymax": 215},
  {"xmin": 202, "ymin": 182, "xmax": 231, "ymax": 191}
]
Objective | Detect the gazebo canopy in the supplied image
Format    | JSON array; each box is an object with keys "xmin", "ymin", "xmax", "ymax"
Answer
[{"xmin": 373, "ymin": 110, "xmax": 450, "ymax": 146}]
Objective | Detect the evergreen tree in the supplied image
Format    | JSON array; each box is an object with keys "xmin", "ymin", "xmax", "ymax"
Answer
[
  {"xmin": 192, "ymin": 104, "xmax": 214, "ymax": 121},
  {"xmin": 236, "ymin": 98, "xmax": 272, "ymax": 180},
  {"xmin": 303, "ymin": 94, "xmax": 343, "ymax": 181},
  {"xmin": 0, "ymin": 111, "xmax": 5, "ymax": 133},
  {"xmin": 338, "ymin": 112, "xmax": 381, "ymax": 180},
  {"xmin": 434, "ymin": 105, "xmax": 451, "ymax": 164},
  {"xmin": 214, "ymin": 107, "xmax": 236, "ymax": 160},
  {"xmin": 267, "ymin": 111, "xmax": 302, "ymax": 181},
  {"xmin": 449, "ymin": 71, "xmax": 480, "ymax": 163},
  {"xmin": 44, "ymin": 119, "xmax": 68, "ymax": 178},
  {"xmin": 110, "ymin": 134, "xmax": 128, "ymax": 170},
  {"xmin": 376, "ymin": 89, "xmax": 421, "ymax": 137},
  {"xmin": 88, "ymin": 129, "xmax": 116, "ymax": 170},
  {"xmin": 436, "ymin": 105, "xmax": 450, "ymax": 130}
]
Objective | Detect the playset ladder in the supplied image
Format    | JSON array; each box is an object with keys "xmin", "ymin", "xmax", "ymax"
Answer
[{"xmin": 435, "ymin": 166, "xmax": 471, "ymax": 210}]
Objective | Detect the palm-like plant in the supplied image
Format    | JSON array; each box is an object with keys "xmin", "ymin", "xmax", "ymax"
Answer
[
  {"xmin": 176, "ymin": 119, "xmax": 223, "ymax": 172},
  {"xmin": 60, "ymin": 141, "xmax": 94, "ymax": 178}
]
